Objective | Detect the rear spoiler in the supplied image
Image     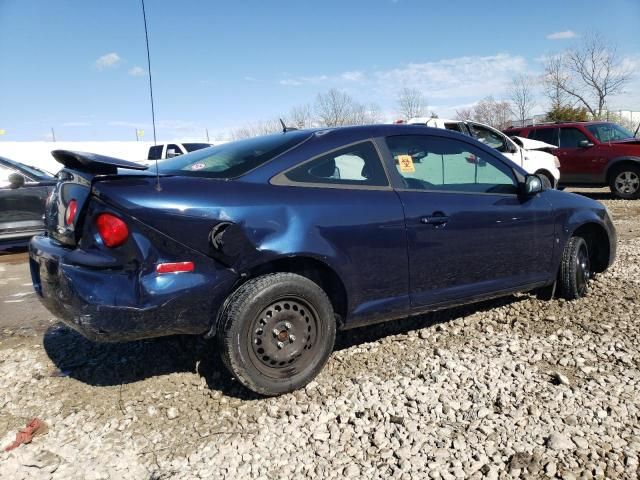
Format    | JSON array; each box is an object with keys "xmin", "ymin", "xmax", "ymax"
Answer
[{"xmin": 51, "ymin": 150, "xmax": 148, "ymax": 174}]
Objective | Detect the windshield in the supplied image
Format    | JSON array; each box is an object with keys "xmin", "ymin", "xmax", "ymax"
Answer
[
  {"xmin": 586, "ymin": 123, "xmax": 635, "ymax": 142},
  {"xmin": 0, "ymin": 157, "xmax": 54, "ymax": 180},
  {"xmin": 156, "ymin": 131, "xmax": 312, "ymax": 178}
]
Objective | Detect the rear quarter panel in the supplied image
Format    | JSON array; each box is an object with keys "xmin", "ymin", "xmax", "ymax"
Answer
[{"xmin": 93, "ymin": 176, "xmax": 410, "ymax": 325}]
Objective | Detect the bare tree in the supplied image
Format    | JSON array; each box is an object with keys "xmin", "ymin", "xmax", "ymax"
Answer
[
  {"xmin": 231, "ymin": 119, "xmax": 281, "ymax": 140},
  {"xmin": 466, "ymin": 96, "xmax": 512, "ymax": 129},
  {"xmin": 315, "ymin": 89, "xmax": 382, "ymax": 127},
  {"xmin": 543, "ymin": 33, "xmax": 633, "ymax": 117},
  {"xmin": 397, "ymin": 87, "xmax": 427, "ymax": 120},
  {"xmin": 455, "ymin": 107, "xmax": 473, "ymax": 121},
  {"xmin": 288, "ymin": 103, "xmax": 314, "ymax": 129},
  {"xmin": 543, "ymin": 56, "xmax": 573, "ymax": 111},
  {"xmin": 315, "ymin": 89, "xmax": 356, "ymax": 127},
  {"xmin": 508, "ymin": 74, "xmax": 535, "ymax": 126},
  {"xmin": 350, "ymin": 102, "xmax": 383, "ymax": 125}
]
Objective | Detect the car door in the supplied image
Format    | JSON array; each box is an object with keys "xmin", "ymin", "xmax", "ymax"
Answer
[
  {"xmin": 0, "ymin": 166, "xmax": 52, "ymax": 241},
  {"xmin": 272, "ymin": 140, "xmax": 409, "ymax": 326},
  {"xmin": 556, "ymin": 127, "xmax": 604, "ymax": 183},
  {"xmin": 381, "ymin": 134, "xmax": 556, "ymax": 308},
  {"xmin": 467, "ymin": 122, "xmax": 522, "ymax": 165}
]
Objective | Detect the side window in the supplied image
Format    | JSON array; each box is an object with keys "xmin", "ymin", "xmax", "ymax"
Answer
[
  {"xmin": 166, "ymin": 144, "xmax": 183, "ymax": 158},
  {"xmin": 560, "ymin": 128, "xmax": 589, "ymax": 148},
  {"xmin": 285, "ymin": 141, "xmax": 388, "ymax": 187},
  {"xmin": 444, "ymin": 122, "xmax": 465, "ymax": 134},
  {"xmin": 385, "ymin": 135, "xmax": 517, "ymax": 194},
  {"xmin": 468, "ymin": 124, "xmax": 507, "ymax": 152},
  {"xmin": 148, "ymin": 146, "xmax": 163, "ymax": 160},
  {"xmin": 531, "ymin": 128, "xmax": 559, "ymax": 146}
]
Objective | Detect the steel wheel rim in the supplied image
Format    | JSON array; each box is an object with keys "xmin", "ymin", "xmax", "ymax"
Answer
[
  {"xmin": 575, "ymin": 244, "xmax": 590, "ymax": 296},
  {"xmin": 615, "ymin": 171, "xmax": 640, "ymax": 194},
  {"xmin": 248, "ymin": 296, "xmax": 320, "ymax": 379}
]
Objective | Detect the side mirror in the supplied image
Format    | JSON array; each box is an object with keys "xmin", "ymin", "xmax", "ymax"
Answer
[
  {"xmin": 8, "ymin": 172, "xmax": 25, "ymax": 189},
  {"xmin": 166, "ymin": 149, "xmax": 182, "ymax": 158},
  {"xmin": 523, "ymin": 174, "xmax": 543, "ymax": 195},
  {"xmin": 578, "ymin": 139, "xmax": 594, "ymax": 148}
]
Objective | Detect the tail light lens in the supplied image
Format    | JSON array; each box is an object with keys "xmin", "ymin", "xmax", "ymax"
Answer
[
  {"xmin": 96, "ymin": 213, "xmax": 129, "ymax": 248},
  {"xmin": 156, "ymin": 262, "xmax": 195, "ymax": 274},
  {"xmin": 65, "ymin": 199, "xmax": 77, "ymax": 226}
]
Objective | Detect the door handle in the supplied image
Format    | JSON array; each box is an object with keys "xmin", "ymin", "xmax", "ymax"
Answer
[{"xmin": 420, "ymin": 213, "xmax": 449, "ymax": 225}]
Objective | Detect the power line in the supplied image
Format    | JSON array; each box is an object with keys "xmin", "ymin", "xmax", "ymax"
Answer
[{"xmin": 140, "ymin": 0, "xmax": 161, "ymax": 191}]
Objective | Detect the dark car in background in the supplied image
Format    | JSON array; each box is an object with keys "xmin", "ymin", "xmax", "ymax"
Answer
[
  {"xmin": 504, "ymin": 121, "xmax": 640, "ymax": 199},
  {"xmin": 29, "ymin": 125, "xmax": 616, "ymax": 395},
  {"xmin": 0, "ymin": 156, "xmax": 56, "ymax": 249}
]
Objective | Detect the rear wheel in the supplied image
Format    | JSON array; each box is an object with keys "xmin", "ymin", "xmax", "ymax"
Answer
[
  {"xmin": 558, "ymin": 236, "xmax": 591, "ymax": 300},
  {"xmin": 609, "ymin": 165, "xmax": 640, "ymax": 199},
  {"xmin": 217, "ymin": 273, "xmax": 336, "ymax": 396}
]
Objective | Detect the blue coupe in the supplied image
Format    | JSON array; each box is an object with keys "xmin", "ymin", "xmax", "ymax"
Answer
[{"xmin": 29, "ymin": 124, "xmax": 616, "ymax": 395}]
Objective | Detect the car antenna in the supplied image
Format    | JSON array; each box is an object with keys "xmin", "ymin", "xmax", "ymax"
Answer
[{"xmin": 280, "ymin": 118, "xmax": 298, "ymax": 133}]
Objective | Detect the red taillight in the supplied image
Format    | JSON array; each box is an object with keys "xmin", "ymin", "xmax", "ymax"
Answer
[
  {"xmin": 156, "ymin": 262, "xmax": 195, "ymax": 274},
  {"xmin": 96, "ymin": 213, "xmax": 129, "ymax": 248},
  {"xmin": 65, "ymin": 199, "xmax": 78, "ymax": 226}
]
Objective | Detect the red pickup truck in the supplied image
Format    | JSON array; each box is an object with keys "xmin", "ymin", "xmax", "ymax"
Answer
[{"xmin": 504, "ymin": 121, "xmax": 640, "ymax": 199}]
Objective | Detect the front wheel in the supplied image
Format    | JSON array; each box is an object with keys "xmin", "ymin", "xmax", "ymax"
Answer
[
  {"xmin": 217, "ymin": 273, "xmax": 336, "ymax": 396},
  {"xmin": 558, "ymin": 236, "xmax": 591, "ymax": 300},
  {"xmin": 609, "ymin": 165, "xmax": 640, "ymax": 199},
  {"xmin": 536, "ymin": 171, "xmax": 556, "ymax": 189}
]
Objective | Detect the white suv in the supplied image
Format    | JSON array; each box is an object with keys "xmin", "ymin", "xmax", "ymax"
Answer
[{"xmin": 408, "ymin": 118, "xmax": 561, "ymax": 187}]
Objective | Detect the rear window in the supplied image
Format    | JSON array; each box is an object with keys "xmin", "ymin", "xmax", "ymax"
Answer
[
  {"xmin": 0, "ymin": 159, "xmax": 53, "ymax": 180},
  {"xmin": 156, "ymin": 132, "xmax": 311, "ymax": 178},
  {"xmin": 183, "ymin": 143, "xmax": 212, "ymax": 152}
]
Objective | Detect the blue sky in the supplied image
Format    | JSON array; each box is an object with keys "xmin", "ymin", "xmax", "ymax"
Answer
[{"xmin": 1, "ymin": 0, "xmax": 639, "ymax": 141}]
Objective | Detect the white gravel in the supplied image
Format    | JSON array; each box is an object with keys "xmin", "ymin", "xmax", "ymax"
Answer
[{"xmin": 0, "ymin": 193, "xmax": 639, "ymax": 479}]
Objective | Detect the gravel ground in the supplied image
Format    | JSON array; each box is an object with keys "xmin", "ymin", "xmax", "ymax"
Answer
[{"xmin": 0, "ymin": 190, "xmax": 639, "ymax": 479}]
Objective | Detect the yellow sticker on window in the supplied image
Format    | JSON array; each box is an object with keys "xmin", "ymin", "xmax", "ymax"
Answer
[{"xmin": 397, "ymin": 155, "xmax": 415, "ymax": 173}]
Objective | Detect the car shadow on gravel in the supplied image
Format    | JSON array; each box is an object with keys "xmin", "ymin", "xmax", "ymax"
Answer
[
  {"xmin": 43, "ymin": 295, "xmax": 527, "ymax": 399},
  {"xmin": 42, "ymin": 324, "xmax": 259, "ymax": 399},
  {"xmin": 334, "ymin": 295, "xmax": 525, "ymax": 351}
]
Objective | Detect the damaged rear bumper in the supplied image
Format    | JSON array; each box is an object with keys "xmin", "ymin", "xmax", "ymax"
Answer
[{"xmin": 29, "ymin": 235, "xmax": 237, "ymax": 342}]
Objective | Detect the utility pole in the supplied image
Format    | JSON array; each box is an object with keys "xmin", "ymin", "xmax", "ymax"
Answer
[
  {"xmin": 206, "ymin": 128, "xmax": 210, "ymax": 143},
  {"xmin": 51, "ymin": 128, "xmax": 56, "ymax": 142},
  {"xmin": 135, "ymin": 128, "xmax": 139, "ymax": 141}
]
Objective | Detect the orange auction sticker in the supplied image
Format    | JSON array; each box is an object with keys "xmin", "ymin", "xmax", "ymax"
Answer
[{"xmin": 398, "ymin": 155, "xmax": 415, "ymax": 173}]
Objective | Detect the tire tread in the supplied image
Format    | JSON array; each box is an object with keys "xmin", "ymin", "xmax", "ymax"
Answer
[{"xmin": 559, "ymin": 236, "xmax": 587, "ymax": 300}]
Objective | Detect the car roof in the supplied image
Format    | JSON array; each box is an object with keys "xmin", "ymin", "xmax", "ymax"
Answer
[
  {"xmin": 296, "ymin": 123, "xmax": 472, "ymax": 139},
  {"xmin": 511, "ymin": 121, "xmax": 616, "ymax": 129},
  {"xmin": 239, "ymin": 123, "xmax": 530, "ymax": 182}
]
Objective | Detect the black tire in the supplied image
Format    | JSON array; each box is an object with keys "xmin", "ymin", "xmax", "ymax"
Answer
[
  {"xmin": 609, "ymin": 164, "xmax": 640, "ymax": 199},
  {"xmin": 558, "ymin": 236, "xmax": 591, "ymax": 300},
  {"xmin": 217, "ymin": 273, "xmax": 336, "ymax": 396},
  {"xmin": 536, "ymin": 171, "xmax": 556, "ymax": 189}
]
